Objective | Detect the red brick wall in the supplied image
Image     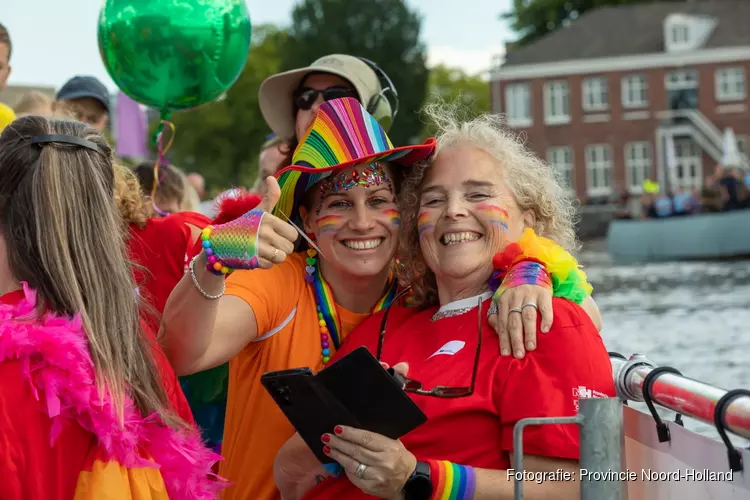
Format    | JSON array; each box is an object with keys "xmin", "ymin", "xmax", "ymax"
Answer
[{"xmin": 492, "ymin": 59, "xmax": 750, "ymax": 201}]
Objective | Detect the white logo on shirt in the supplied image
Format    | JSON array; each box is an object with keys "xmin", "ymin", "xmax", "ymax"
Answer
[
  {"xmin": 572, "ymin": 386, "xmax": 607, "ymax": 411},
  {"xmin": 428, "ymin": 340, "xmax": 466, "ymax": 359}
]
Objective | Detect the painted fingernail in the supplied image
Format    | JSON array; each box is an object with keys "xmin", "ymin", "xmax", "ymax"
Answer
[
  {"xmin": 321, "ymin": 434, "xmax": 331, "ymax": 443},
  {"xmin": 501, "ymin": 349, "xmax": 510, "ymax": 356},
  {"xmin": 527, "ymin": 341, "xmax": 535, "ymax": 350},
  {"xmin": 323, "ymin": 446, "xmax": 331, "ymax": 455},
  {"xmin": 514, "ymin": 349, "xmax": 524, "ymax": 359},
  {"xmin": 334, "ymin": 426, "xmax": 343, "ymax": 435}
]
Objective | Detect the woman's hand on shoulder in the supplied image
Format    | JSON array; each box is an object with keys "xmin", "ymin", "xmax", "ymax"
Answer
[
  {"xmin": 322, "ymin": 425, "xmax": 416, "ymax": 499},
  {"xmin": 489, "ymin": 284, "xmax": 553, "ymax": 359}
]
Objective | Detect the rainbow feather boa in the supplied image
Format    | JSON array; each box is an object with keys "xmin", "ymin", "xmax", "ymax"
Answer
[
  {"xmin": 491, "ymin": 228, "xmax": 593, "ymax": 304},
  {"xmin": 0, "ymin": 283, "xmax": 224, "ymax": 498}
]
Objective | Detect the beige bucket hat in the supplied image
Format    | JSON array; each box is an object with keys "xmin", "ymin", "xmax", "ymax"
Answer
[{"xmin": 258, "ymin": 54, "xmax": 385, "ymax": 139}]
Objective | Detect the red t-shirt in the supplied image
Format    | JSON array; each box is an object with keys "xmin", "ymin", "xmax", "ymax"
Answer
[
  {"xmin": 128, "ymin": 211, "xmax": 210, "ymax": 315},
  {"xmin": 304, "ymin": 297, "xmax": 615, "ymax": 499}
]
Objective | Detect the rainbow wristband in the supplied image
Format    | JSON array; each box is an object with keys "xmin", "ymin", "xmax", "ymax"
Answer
[
  {"xmin": 493, "ymin": 260, "xmax": 552, "ymax": 302},
  {"xmin": 201, "ymin": 208, "xmax": 265, "ymax": 276},
  {"xmin": 426, "ymin": 460, "xmax": 476, "ymax": 500}
]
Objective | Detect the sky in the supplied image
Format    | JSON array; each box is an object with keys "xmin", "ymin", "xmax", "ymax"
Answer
[{"xmin": 3, "ymin": 0, "xmax": 514, "ymax": 91}]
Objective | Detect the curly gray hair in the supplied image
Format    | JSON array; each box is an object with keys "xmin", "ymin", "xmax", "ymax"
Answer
[{"xmin": 398, "ymin": 102, "xmax": 580, "ymax": 309}]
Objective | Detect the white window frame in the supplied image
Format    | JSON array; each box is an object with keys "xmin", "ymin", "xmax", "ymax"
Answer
[
  {"xmin": 621, "ymin": 75, "xmax": 648, "ymax": 109},
  {"xmin": 582, "ymin": 77, "xmax": 609, "ymax": 112},
  {"xmin": 504, "ymin": 83, "xmax": 532, "ymax": 127},
  {"xmin": 715, "ymin": 67, "xmax": 747, "ymax": 102},
  {"xmin": 737, "ymin": 135, "xmax": 748, "ymax": 156},
  {"xmin": 624, "ymin": 142, "xmax": 652, "ymax": 194},
  {"xmin": 665, "ymin": 70, "xmax": 698, "ymax": 90},
  {"xmin": 672, "ymin": 138, "xmax": 703, "ymax": 191},
  {"xmin": 544, "ymin": 80, "xmax": 570, "ymax": 125},
  {"xmin": 547, "ymin": 147, "xmax": 575, "ymax": 195},
  {"xmin": 671, "ymin": 24, "xmax": 689, "ymax": 45},
  {"xmin": 585, "ymin": 144, "xmax": 612, "ymax": 197}
]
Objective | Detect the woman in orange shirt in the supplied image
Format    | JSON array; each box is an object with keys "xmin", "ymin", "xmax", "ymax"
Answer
[{"xmin": 0, "ymin": 116, "xmax": 220, "ymax": 499}]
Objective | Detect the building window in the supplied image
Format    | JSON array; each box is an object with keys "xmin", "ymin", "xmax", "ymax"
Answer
[
  {"xmin": 624, "ymin": 142, "xmax": 652, "ymax": 193},
  {"xmin": 544, "ymin": 80, "xmax": 570, "ymax": 124},
  {"xmin": 666, "ymin": 70, "xmax": 699, "ymax": 110},
  {"xmin": 585, "ymin": 144, "xmax": 612, "ymax": 196},
  {"xmin": 715, "ymin": 68, "xmax": 746, "ymax": 102},
  {"xmin": 621, "ymin": 75, "xmax": 648, "ymax": 108},
  {"xmin": 582, "ymin": 77, "xmax": 609, "ymax": 112},
  {"xmin": 738, "ymin": 136, "xmax": 748, "ymax": 156},
  {"xmin": 672, "ymin": 138, "xmax": 703, "ymax": 191},
  {"xmin": 547, "ymin": 147, "xmax": 574, "ymax": 193},
  {"xmin": 504, "ymin": 83, "xmax": 531, "ymax": 127},
  {"xmin": 670, "ymin": 24, "xmax": 689, "ymax": 44}
]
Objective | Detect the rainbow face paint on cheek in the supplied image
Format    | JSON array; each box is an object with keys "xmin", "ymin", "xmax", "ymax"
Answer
[
  {"xmin": 382, "ymin": 208, "xmax": 401, "ymax": 227},
  {"xmin": 475, "ymin": 203, "xmax": 509, "ymax": 231},
  {"xmin": 417, "ymin": 211, "xmax": 434, "ymax": 238},
  {"xmin": 315, "ymin": 215, "xmax": 345, "ymax": 235}
]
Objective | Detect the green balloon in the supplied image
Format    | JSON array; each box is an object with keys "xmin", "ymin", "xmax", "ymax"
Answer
[{"xmin": 98, "ymin": 0, "xmax": 251, "ymax": 112}]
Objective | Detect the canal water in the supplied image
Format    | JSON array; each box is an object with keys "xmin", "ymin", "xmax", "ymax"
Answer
[{"xmin": 581, "ymin": 242, "xmax": 750, "ymax": 443}]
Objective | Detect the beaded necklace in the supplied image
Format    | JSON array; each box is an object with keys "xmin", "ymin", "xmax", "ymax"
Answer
[{"xmin": 304, "ymin": 249, "xmax": 399, "ymax": 364}]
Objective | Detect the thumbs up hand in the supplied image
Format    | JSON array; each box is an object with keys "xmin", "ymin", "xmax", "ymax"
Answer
[
  {"xmin": 258, "ymin": 176, "xmax": 282, "ymax": 213},
  {"xmin": 203, "ymin": 177, "xmax": 298, "ymax": 273}
]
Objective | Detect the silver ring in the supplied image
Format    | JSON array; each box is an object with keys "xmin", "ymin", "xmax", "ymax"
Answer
[
  {"xmin": 522, "ymin": 302, "xmax": 538, "ymax": 310},
  {"xmin": 355, "ymin": 462, "xmax": 367, "ymax": 479},
  {"xmin": 509, "ymin": 307, "xmax": 523, "ymax": 314},
  {"xmin": 271, "ymin": 247, "xmax": 279, "ymax": 260}
]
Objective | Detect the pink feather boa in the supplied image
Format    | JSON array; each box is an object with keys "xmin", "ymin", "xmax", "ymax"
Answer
[{"xmin": 0, "ymin": 283, "xmax": 225, "ymax": 499}]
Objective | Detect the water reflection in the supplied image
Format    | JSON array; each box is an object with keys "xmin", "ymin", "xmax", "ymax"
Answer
[{"xmin": 581, "ymin": 244, "xmax": 750, "ymax": 443}]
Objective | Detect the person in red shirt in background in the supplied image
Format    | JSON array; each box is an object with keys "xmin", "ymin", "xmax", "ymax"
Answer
[
  {"xmin": 274, "ymin": 104, "xmax": 615, "ymax": 500},
  {"xmin": 116, "ymin": 163, "xmax": 261, "ymax": 445},
  {"xmin": 0, "ymin": 116, "xmax": 219, "ymax": 499}
]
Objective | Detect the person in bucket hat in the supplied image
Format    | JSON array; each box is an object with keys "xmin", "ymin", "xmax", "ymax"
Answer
[
  {"xmin": 160, "ymin": 98, "xmax": 562, "ymax": 500},
  {"xmin": 253, "ymin": 54, "xmax": 398, "ymax": 191}
]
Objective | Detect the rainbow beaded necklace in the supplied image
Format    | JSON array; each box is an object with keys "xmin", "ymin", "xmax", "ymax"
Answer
[{"xmin": 304, "ymin": 249, "xmax": 399, "ymax": 364}]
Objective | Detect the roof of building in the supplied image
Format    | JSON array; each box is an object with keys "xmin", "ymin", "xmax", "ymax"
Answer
[{"xmin": 503, "ymin": 0, "xmax": 750, "ymax": 67}]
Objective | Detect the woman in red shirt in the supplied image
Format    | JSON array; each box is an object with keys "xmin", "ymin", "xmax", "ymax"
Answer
[
  {"xmin": 274, "ymin": 105, "xmax": 615, "ymax": 500},
  {"xmin": 0, "ymin": 116, "xmax": 220, "ymax": 499}
]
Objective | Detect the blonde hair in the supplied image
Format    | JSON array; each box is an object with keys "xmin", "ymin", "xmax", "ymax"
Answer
[
  {"xmin": 399, "ymin": 102, "xmax": 579, "ymax": 308},
  {"xmin": 14, "ymin": 91, "xmax": 54, "ymax": 117},
  {"xmin": 0, "ymin": 116, "xmax": 180, "ymax": 427},
  {"xmin": 114, "ymin": 162, "xmax": 154, "ymax": 228}
]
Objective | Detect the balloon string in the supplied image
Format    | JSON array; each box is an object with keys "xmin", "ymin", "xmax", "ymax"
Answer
[{"xmin": 150, "ymin": 119, "xmax": 177, "ymax": 202}]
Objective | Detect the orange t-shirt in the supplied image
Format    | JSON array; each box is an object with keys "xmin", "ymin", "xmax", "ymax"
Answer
[{"xmin": 219, "ymin": 252, "xmax": 368, "ymax": 500}]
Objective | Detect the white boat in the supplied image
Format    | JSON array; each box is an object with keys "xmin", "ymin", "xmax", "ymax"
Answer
[{"xmin": 607, "ymin": 210, "xmax": 750, "ymax": 264}]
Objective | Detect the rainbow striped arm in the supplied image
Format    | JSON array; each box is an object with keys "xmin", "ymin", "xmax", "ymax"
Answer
[
  {"xmin": 201, "ymin": 208, "xmax": 265, "ymax": 275},
  {"xmin": 426, "ymin": 460, "xmax": 476, "ymax": 500}
]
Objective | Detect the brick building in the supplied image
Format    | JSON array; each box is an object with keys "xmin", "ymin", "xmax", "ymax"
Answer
[{"xmin": 491, "ymin": 0, "xmax": 750, "ymax": 203}]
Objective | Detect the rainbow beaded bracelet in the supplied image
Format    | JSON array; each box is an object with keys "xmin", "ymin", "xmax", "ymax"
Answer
[{"xmin": 201, "ymin": 208, "xmax": 265, "ymax": 276}]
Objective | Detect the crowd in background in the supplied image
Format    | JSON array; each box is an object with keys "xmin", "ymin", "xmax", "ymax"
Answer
[{"xmin": 614, "ymin": 165, "xmax": 750, "ymax": 221}]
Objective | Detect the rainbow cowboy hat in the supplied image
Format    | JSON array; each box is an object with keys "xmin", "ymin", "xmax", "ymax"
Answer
[{"xmin": 273, "ymin": 97, "xmax": 436, "ymax": 227}]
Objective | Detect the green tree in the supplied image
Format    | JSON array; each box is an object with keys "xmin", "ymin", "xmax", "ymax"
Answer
[
  {"xmin": 503, "ymin": 0, "xmax": 683, "ymax": 47},
  {"xmin": 282, "ymin": 0, "xmax": 428, "ymax": 145},
  {"xmin": 167, "ymin": 24, "xmax": 289, "ymax": 189},
  {"xmin": 419, "ymin": 65, "xmax": 490, "ymax": 140}
]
